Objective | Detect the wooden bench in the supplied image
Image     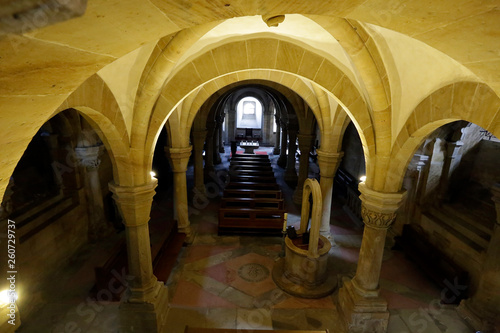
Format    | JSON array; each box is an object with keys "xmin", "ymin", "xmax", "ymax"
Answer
[
  {"xmin": 225, "ymin": 182, "xmax": 280, "ymax": 190},
  {"xmin": 230, "ymin": 175, "xmax": 276, "ymax": 183},
  {"xmin": 93, "ymin": 237, "xmax": 127, "ymax": 301},
  {"xmin": 229, "ymin": 170, "xmax": 275, "ymax": 177},
  {"xmin": 221, "ymin": 197, "xmax": 284, "ymax": 210},
  {"xmin": 231, "ymin": 153, "xmax": 269, "ymax": 160},
  {"xmin": 230, "ymin": 160, "xmax": 271, "ymax": 167},
  {"xmin": 229, "ymin": 164, "xmax": 273, "ymax": 172},
  {"xmin": 394, "ymin": 224, "xmax": 470, "ymax": 304},
  {"xmin": 223, "ymin": 188, "xmax": 283, "ymax": 199},
  {"xmin": 218, "ymin": 207, "xmax": 285, "ymax": 235}
]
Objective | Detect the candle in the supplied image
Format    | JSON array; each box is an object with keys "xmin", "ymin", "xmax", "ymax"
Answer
[{"xmin": 282, "ymin": 213, "xmax": 288, "ymax": 232}]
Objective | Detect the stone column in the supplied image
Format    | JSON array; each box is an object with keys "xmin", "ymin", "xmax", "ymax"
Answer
[
  {"xmin": 228, "ymin": 109, "xmax": 236, "ymax": 143},
  {"xmin": 192, "ymin": 130, "xmax": 207, "ymax": 196},
  {"xmin": 75, "ymin": 144, "xmax": 113, "ymax": 241},
  {"xmin": 284, "ymin": 127, "xmax": 298, "ymax": 184},
  {"xmin": 273, "ymin": 118, "xmax": 281, "ymax": 155},
  {"xmin": 214, "ymin": 122, "xmax": 221, "ymax": 164},
  {"xmin": 42, "ymin": 133, "xmax": 64, "ymax": 188},
  {"xmin": 263, "ymin": 108, "xmax": 273, "ymax": 145},
  {"xmin": 166, "ymin": 146, "xmax": 193, "ymax": 236},
  {"xmin": 205, "ymin": 122, "xmax": 216, "ymax": 176},
  {"xmin": 218, "ymin": 120, "xmax": 225, "ymax": 153},
  {"xmin": 338, "ymin": 183, "xmax": 406, "ymax": 333},
  {"xmin": 277, "ymin": 124, "xmax": 288, "ymax": 168},
  {"xmin": 437, "ymin": 140, "xmax": 462, "ymax": 204},
  {"xmin": 417, "ymin": 139, "xmax": 435, "ymax": 207},
  {"xmin": 109, "ymin": 180, "xmax": 168, "ymax": 333},
  {"xmin": 293, "ymin": 134, "xmax": 315, "ymax": 204},
  {"xmin": 458, "ymin": 183, "xmax": 500, "ymax": 332},
  {"xmin": 316, "ymin": 149, "xmax": 343, "ymax": 239}
]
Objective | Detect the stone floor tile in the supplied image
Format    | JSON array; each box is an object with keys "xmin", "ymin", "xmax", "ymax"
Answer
[
  {"xmin": 236, "ymin": 308, "xmax": 273, "ymax": 329},
  {"xmin": 205, "ymin": 308, "xmax": 238, "ymax": 329}
]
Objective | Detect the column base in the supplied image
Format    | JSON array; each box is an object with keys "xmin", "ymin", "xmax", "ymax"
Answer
[
  {"xmin": 119, "ymin": 283, "xmax": 169, "ymax": 333},
  {"xmin": 273, "ymin": 147, "xmax": 280, "ymax": 155},
  {"xmin": 338, "ymin": 277, "xmax": 389, "ymax": 333},
  {"xmin": 457, "ymin": 299, "xmax": 498, "ymax": 333},
  {"xmin": 277, "ymin": 156, "xmax": 287, "ymax": 168}
]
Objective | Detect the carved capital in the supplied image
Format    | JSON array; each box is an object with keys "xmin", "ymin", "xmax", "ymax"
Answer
[
  {"xmin": 316, "ymin": 149, "xmax": 344, "ymax": 178},
  {"xmin": 75, "ymin": 145, "xmax": 102, "ymax": 170},
  {"xmin": 358, "ymin": 182, "xmax": 407, "ymax": 229},
  {"xmin": 165, "ymin": 146, "xmax": 192, "ymax": 172},
  {"xmin": 361, "ymin": 206, "xmax": 397, "ymax": 229}
]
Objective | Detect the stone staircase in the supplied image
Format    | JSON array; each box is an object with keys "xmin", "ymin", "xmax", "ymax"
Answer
[{"xmin": 422, "ymin": 189, "xmax": 495, "ymax": 256}]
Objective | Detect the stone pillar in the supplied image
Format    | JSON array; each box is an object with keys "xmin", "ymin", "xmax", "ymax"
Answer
[
  {"xmin": 109, "ymin": 180, "xmax": 169, "ymax": 333},
  {"xmin": 417, "ymin": 139, "xmax": 435, "ymax": 207},
  {"xmin": 192, "ymin": 130, "xmax": 207, "ymax": 196},
  {"xmin": 218, "ymin": 120, "xmax": 225, "ymax": 153},
  {"xmin": 338, "ymin": 183, "xmax": 406, "ymax": 333},
  {"xmin": 293, "ymin": 134, "xmax": 315, "ymax": 204},
  {"xmin": 284, "ymin": 127, "xmax": 298, "ymax": 184},
  {"xmin": 205, "ymin": 123, "xmax": 216, "ymax": 176},
  {"xmin": 277, "ymin": 124, "xmax": 288, "ymax": 168},
  {"xmin": 263, "ymin": 108, "xmax": 273, "ymax": 145},
  {"xmin": 228, "ymin": 109, "xmax": 236, "ymax": 143},
  {"xmin": 42, "ymin": 133, "xmax": 64, "ymax": 188},
  {"xmin": 213, "ymin": 122, "xmax": 221, "ymax": 164},
  {"xmin": 437, "ymin": 140, "xmax": 462, "ymax": 203},
  {"xmin": 166, "ymin": 146, "xmax": 193, "ymax": 236},
  {"xmin": 316, "ymin": 149, "xmax": 343, "ymax": 239},
  {"xmin": 75, "ymin": 144, "xmax": 113, "ymax": 241},
  {"xmin": 273, "ymin": 118, "xmax": 281, "ymax": 155},
  {"xmin": 458, "ymin": 183, "xmax": 500, "ymax": 332}
]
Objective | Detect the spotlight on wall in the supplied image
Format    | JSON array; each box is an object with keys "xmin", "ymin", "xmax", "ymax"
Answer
[
  {"xmin": 0, "ymin": 290, "xmax": 17, "ymax": 306},
  {"xmin": 150, "ymin": 171, "xmax": 157, "ymax": 179},
  {"xmin": 359, "ymin": 175, "xmax": 366, "ymax": 183}
]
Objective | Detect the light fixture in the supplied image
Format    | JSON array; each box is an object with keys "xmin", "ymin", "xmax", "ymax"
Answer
[
  {"xmin": 0, "ymin": 289, "xmax": 17, "ymax": 306},
  {"xmin": 359, "ymin": 175, "xmax": 366, "ymax": 183},
  {"xmin": 150, "ymin": 171, "xmax": 156, "ymax": 179}
]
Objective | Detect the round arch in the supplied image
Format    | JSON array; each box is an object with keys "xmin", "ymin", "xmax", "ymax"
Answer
[{"xmin": 385, "ymin": 81, "xmax": 500, "ymax": 193}]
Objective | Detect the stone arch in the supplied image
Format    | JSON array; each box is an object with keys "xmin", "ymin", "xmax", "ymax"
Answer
[
  {"xmin": 139, "ymin": 36, "xmax": 375, "ymax": 182},
  {"xmin": 55, "ymin": 74, "xmax": 133, "ymax": 186},
  {"xmin": 385, "ymin": 81, "xmax": 500, "ymax": 192}
]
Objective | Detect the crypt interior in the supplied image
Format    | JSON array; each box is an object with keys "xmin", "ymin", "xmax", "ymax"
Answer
[{"xmin": 0, "ymin": 1, "xmax": 499, "ymax": 333}]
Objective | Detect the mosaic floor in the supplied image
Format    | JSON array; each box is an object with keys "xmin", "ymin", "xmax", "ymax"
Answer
[
  {"xmin": 16, "ymin": 146, "xmax": 477, "ymax": 332},
  {"xmin": 164, "ymin": 147, "xmax": 474, "ymax": 333}
]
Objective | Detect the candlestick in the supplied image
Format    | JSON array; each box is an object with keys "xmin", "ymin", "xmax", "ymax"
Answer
[{"xmin": 282, "ymin": 213, "xmax": 288, "ymax": 232}]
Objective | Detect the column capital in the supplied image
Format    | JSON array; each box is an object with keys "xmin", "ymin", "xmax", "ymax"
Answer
[
  {"xmin": 75, "ymin": 144, "xmax": 103, "ymax": 169},
  {"xmin": 165, "ymin": 145, "xmax": 192, "ymax": 172},
  {"xmin": 316, "ymin": 149, "xmax": 344, "ymax": 178},
  {"xmin": 109, "ymin": 180, "xmax": 158, "ymax": 227},
  {"xmin": 359, "ymin": 182, "xmax": 407, "ymax": 229}
]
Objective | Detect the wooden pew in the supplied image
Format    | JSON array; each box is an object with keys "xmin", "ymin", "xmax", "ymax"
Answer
[
  {"xmin": 229, "ymin": 164, "xmax": 273, "ymax": 172},
  {"xmin": 231, "ymin": 153, "xmax": 269, "ymax": 160},
  {"xmin": 221, "ymin": 197, "xmax": 284, "ymax": 210},
  {"xmin": 225, "ymin": 182, "xmax": 280, "ymax": 190},
  {"xmin": 230, "ymin": 160, "xmax": 271, "ymax": 167},
  {"xmin": 230, "ymin": 175, "xmax": 276, "ymax": 183},
  {"xmin": 218, "ymin": 207, "xmax": 285, "ymax": 235},
  {"xmin": 223, "ymin": 188, "xmax": 283, "ymax": 199},
  {"xmin": 228, "ymin": 169, "xmax": 275, "ymax": 177}
]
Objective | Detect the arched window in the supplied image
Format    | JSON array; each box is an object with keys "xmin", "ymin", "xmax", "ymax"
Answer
[{"xmin": 236, "ymin": 97, "xmax": 262, "ymax": 129}]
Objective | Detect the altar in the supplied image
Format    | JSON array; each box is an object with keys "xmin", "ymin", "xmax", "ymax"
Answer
[{"xmin": 239, "ymin": 141, "xmax": 259, "ymax": 154}]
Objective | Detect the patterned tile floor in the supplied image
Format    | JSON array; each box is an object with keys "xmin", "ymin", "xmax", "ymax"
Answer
[
  {"xmin": 16, "ymin": 146, "xmax": 476, "ymax": 332},
  {"xmin": 165, "ymin": 147, "xmax": 474, "ymax": 333}
]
